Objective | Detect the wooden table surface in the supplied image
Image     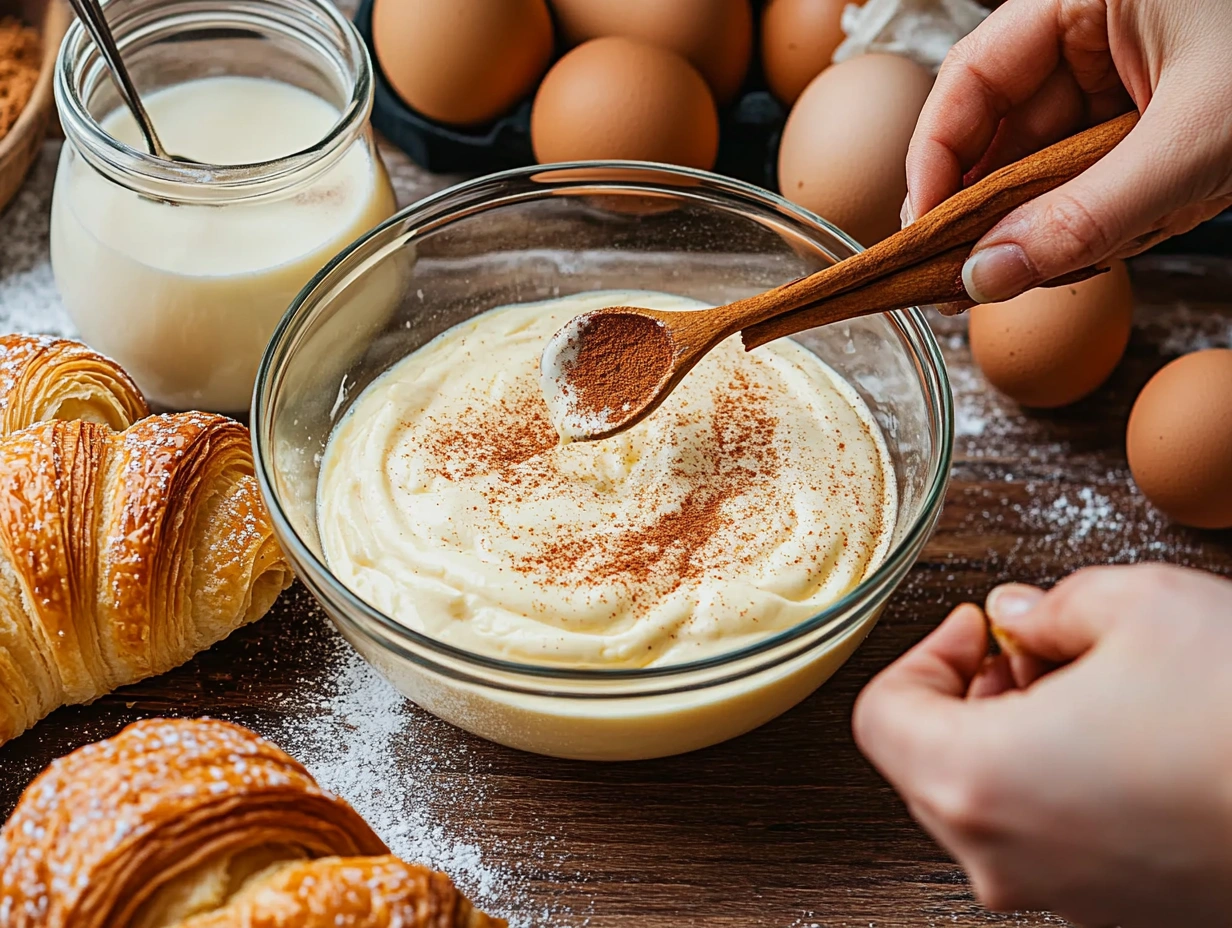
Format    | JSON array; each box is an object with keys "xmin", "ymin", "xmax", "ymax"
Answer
[{"xmin": 2, "ymin": 132, "xmax": 1231, "ymax": 927}]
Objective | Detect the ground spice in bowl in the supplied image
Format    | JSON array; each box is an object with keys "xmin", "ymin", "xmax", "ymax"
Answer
[{"xmin": 0, "ymin": 15, "xmax": 39, "ymax": 140}]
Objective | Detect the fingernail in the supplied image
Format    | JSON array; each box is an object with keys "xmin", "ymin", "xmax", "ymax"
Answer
[
  {"xmin": 900, "ymin": 196, "xmax": 915, "ymax": 229},
  {"xmin": 985, "ymin": 584, "xmax": 1044, "ymax": 621},
  {"xmin": 962, "ymin": 244, "xmax": 1036, "ymax": 303}
]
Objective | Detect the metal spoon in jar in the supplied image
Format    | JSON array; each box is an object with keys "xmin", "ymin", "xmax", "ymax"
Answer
[{"xmin": 66, "ymin": 0, "xmax": 199, "ymax": 163}]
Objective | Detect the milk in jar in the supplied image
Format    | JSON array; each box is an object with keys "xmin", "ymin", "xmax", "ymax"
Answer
[{"xmin": 51, "ymin": 75, "xmax": 396, "ymax": 411}]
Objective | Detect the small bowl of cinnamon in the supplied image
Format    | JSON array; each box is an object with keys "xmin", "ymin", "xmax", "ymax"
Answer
[{"xmin": 0, "ymin": 0, "xmax": 69, "ymax": 213}]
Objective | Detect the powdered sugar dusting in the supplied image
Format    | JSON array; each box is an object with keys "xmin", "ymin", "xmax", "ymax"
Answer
[
  {"xmin": 0, "ymin": 143, "xmax": 75, "ymax": 338},
  {"xmin": 1137, "ymin": 299, "xmax": 1232, "ymax": 356},
  {"xmin": 928, "ymin": 305, "xmax": 1224, "ymax": 586},
  {"xmin": 253, "ymin": 607, "xmax": 590, "ymax": 927},
  {"xmin": 936, "ymin": 322, "xmax": 1070, "ymax": 463}
]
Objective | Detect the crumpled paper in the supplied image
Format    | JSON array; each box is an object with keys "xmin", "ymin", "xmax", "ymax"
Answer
[{"xmin": 833, "ymin": 0, "xmax": 990, "ymax": 73}]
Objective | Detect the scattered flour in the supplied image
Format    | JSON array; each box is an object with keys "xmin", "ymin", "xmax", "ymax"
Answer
[
  {"xmin": 928, "ymin": 308, "xmax": 1215, "ymax": 586},
  {"xmin": 1137, "ymin": 300, "xmax": 1232, "ymax": 356},
  {"xmin": 933, "ymin": 313, "xmax": 1070, "ymax": 463},
  {"xmin": 252, "ymin": 605, "xmax": 590, "ymax": 927},
  {"xmin": 1042, "ymin": 487, "xmax": 1124, "ymax": 544},
  {"xmin": 949, "ymin": 362, "xmax": 990, "ymax": 439},
  {"xmin": 0, "ymin": 143, "xmax": 75, "ymax": 338}
]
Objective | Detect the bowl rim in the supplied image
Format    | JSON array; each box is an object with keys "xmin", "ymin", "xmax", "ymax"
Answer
[{"xmin": 252, "ymin": 160, "xmax": 954, "ymax": 685}]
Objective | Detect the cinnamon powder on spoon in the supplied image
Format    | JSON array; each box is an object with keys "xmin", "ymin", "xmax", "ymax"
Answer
[{"xmin": 542, "ymin": 310, "xmax": 674, "ymax": 439}]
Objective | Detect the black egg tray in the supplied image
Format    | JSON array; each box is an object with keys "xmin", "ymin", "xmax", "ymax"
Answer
[
  {"xmin": 354, "ymin": 0, "xmax": 1230, "ymax": 256},
  {"xmin": 354, "ymin": 0, "xmax": 786, "ymax": 187}
]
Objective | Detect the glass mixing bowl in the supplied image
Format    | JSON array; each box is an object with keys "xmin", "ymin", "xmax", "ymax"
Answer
[{"xmin": 252, "ymin": 163, "xmax": 953, "ymax": 761}]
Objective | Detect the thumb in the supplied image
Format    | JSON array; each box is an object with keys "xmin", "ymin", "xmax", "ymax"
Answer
[
  {"xmin": 961, "ymin": 92, "xmax": 1209, "ymax": 303},
  {"xmin": 985, "ymin": 570, "xmax": 1126, "ymax": 665}
]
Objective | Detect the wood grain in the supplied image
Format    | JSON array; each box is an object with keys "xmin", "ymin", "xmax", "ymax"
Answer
[{"xmin": 1, "ymin": 134, "xmax": 1230, "ymax": 928}]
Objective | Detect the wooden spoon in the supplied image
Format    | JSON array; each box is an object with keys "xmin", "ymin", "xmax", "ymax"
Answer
[{"xmin": 540, "ymin": 110, "xmax": 1140, "ymax": 443}]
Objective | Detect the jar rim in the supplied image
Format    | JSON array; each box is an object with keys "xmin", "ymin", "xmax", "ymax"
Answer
[
  {"xmin": 251, "ymin": 162, "xmax": 956, "ymax": 697},
  {"xmin": 54, "ymin": 0, "xmax": 374, "ymax": 204}
]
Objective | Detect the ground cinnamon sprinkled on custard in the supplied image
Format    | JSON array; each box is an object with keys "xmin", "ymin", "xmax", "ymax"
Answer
[
  {"xmin": 558, "ymin": 311, "xmax": 674, "ymax": 419},
  {"xmin": 424, "ymin": 396, "xmax": 558, "ymax": 482},
  {"xmin": 526, "ymin": 374, "xmax": 781, "ymax": 591},
  {"xmin": 416, "ymin": 367, "xmax": 794, "ymax": 598}
]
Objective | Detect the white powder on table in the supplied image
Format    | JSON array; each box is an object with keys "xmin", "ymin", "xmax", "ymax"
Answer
[
  {"xmin": 1138, "ymin": 299, "xmax": 1232, "ymax": 356},
  {"xmin": 251, "ymin": 596, "xmax": 590, "ymax": 927},
  {"xmin": 933, "ymin": 315, "xmax": 1071, "ymax": 463},
  {"xmin": 927, "ymin": 309, "xmax": 1214, "ymax": 589},
  {"xmin": 0, "ymin": 142, "xmax": 76, "ymax": 338}
]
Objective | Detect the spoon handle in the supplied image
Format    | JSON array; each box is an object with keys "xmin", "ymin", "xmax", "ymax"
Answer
[
  {"xmin": 742, "ymin": 253, "xmax": 1103, "ymax": 349},
  {"xmin": 736, "ymin": 110, "xmax": 1140, "ymax": 346},
  {"xmin": 67, "ymin": 0, "xmax": 168, "ymax": 159}
]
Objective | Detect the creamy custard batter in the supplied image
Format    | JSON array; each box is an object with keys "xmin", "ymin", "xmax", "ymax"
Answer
[{"xmin": 318, "ymin": 291, "xmax": 896, "ymax": 669}]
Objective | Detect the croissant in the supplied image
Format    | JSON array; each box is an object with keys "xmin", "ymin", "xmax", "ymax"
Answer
[
  {"xmin": 175, "ymin": 856, "xmax": 500, "ymax": 928},
  {"xmin": 0, "ymin": 718, "xmax": 504, "ymax": 928},
  {"xmin": 0, "ymin": 335, "xmax": 149, "ymax": 434},
  {"xmin": 0, "ymin": 413, "xmax": 293, "ymax": 745}
]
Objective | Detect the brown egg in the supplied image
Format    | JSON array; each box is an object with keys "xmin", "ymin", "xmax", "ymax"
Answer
[
  {"xmin": 761, "ymin": 0, "xmax": 851, "ymax": 105},
  {"xmin": 1127, "ymin": 349, "xmax": 1232, "ymax": 529},
  {"xmin": 549, "ymin": 0, "xmax": 753, "ymax": 103},
  {"xmin": 777, "ymin": 54, "xmax": 932, "ymax": 246},
  {"xmin": 372, "ymin": 0, "xmax": 553, "ymax": 126},
  {"xmin": 968, "ymin": 261, "xmax": 1133, "ymax": 408},
  {"xmin": 531, "ymin": 37, "xmax": 719, "ymax": 169}
]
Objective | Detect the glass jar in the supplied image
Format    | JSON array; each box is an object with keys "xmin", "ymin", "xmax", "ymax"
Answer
[
  {"xmin": 51, "ymin": 0, "xmax": 396, "ymax": 412},
  {"xmin": 253, "ymin": 164, "xmax": 953, "ymax": 761}
]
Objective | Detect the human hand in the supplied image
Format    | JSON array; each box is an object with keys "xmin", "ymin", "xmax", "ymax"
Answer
[
  {"xmin": 904, "ymin": 0, "xmax": 1232, "ymax": 304},
  {"xmin": 853, "ymin": 563, "xmax": 1232, "ymax": 927}
]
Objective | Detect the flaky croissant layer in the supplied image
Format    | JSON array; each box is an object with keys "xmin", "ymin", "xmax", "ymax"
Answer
[
  {"xmin": 176, "ymin": 855, "xmax": 501, "ymax": 928},
  {"xmin": 0, "ymin": 335, "xmax": 148, "ymax": 434},
  {"xmin": 0, "ymin": 413, "xmax": 293, "ymax": 744},
  {"xmin": 0, "ymin": 719, "xmax": 505, "ymax": 928}
]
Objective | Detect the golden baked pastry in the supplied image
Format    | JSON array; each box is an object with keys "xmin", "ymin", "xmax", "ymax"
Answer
[
  {"xmin": 176, "ymin": 855, "xmax": 503, "ymax": 928},
  {"xmin": 0, "ymin": 334, "xmax": 149, "ymax": 434},
  {"xmin": 0, "ymin": 414, "xmax": 293, "ymax": 745},
  {"xmin": 0, "ymin": 718, "xmax": 505, "ymax": 928}
]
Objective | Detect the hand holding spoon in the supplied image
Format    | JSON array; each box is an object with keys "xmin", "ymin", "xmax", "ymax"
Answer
[{"xmin": 540, "ymin": 111, "xmax": 1140, "ymax": 444}]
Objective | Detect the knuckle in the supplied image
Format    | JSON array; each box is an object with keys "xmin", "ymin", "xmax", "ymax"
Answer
[
  {"xmin": 1051, "ymin": 563, "xmax": 1141, "ymax": 609},
  {"xmin": 1048, "ymin": 564, "xmax": 1112, "ymax": 609},
  {"xmin": 938, "ymin": 35, "xmax": 978, "ymax": 75},
  {"xmin": 1127, "ymin": 562, "xmax": 1186, "ymax": 595},
  {"xmin": 851, "ymin": 678, "xmax": 899, "ymax": 758},
  {"xmin": 1050, "ymin": 563, "xmax": 1190, "ymax": 628},
  {"xmin": 936, "ymin": 38, "xmax": 1010, "ymax": 115},
  {"xmin": 1036, "ymin": 191, "xmax": 1120, "ymax": 267}
]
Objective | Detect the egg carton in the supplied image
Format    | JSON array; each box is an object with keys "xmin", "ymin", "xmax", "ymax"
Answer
[{"xmin": 354, "ymin": 0, "xmax": 1230, "ymax": 256}]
